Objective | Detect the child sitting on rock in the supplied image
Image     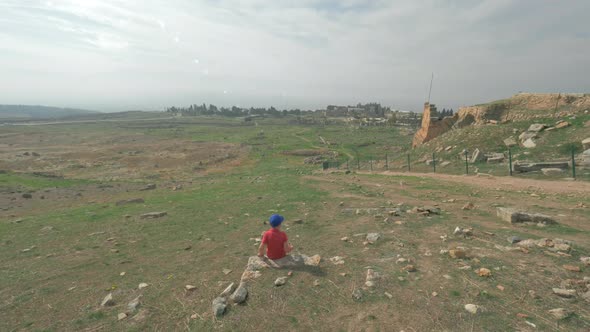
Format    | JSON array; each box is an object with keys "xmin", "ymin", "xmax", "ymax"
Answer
[{"xmin": 258, "ymin": 214, "xmax": 293, "ymax": 260}]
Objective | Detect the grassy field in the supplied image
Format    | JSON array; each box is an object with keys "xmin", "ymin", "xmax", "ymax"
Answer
[{"xmin": 1, "ymin": 116, "xmax": 589, "ymax": 331}]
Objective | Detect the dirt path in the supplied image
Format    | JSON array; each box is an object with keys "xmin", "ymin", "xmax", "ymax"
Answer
[{"xmin": 358, "ymin": 170, "xmax": 590, "ymax": 195}]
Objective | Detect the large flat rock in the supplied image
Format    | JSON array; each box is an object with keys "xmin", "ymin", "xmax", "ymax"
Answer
[
  {"xmin": 513, "ymin": 161, "xmax": 568, "ymax": 173},
  {"xmin": 497, "ymin": 207, "xmax": 557, "ymax": 225}
]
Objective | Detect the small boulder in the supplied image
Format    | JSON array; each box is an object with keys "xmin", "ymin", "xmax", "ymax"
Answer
[
  {"xmin": 185, "ymin": 285, "xmax": 197, "ymax": 291},
  {"xmin": 476, "ymin": 268, "xmax": 492, "ymax": 277},
  {"xmin": 118, "ymin": 313, "xmax": 128, "ymax": 321},
  {"xmin": 138, "ymin": 283, "xmax": 149, "ymax": 290},
  {"xmin": 522, "ymin": 138, "xmax": 536, "ymax": 148},
  {"xmin": 464, "ymin": 304, "xmax": 480, "ymax": 314},
  {"xmin": 548, "ymin": 308, "xmax": 571, "ymax": 320},
  {"xmin": 366, "ymin": 233, "xmax": 381, "ymax": 244},
  {"xmin": 352, "ymin": 289, "xmax": 363, "ymax": 301},
  {"xmin": 127, "ymin": 296, "xmax": 141, "ymax": 312},
  {"xmin": 449, "ymin": 249, "xmax": 467, "ymax": 259},
  {"xmin": 212, "ymin": 297, "xmax": 227, "ymax": 317},
  {"xmin": 230, "ymin": 283, "xmax": 248, "ymax": 303},
  {"xmin": 503, "ymin": 137, "xmax": 517, "ymax": 148},
  {"xmin": 552, "ymin": 288, "xmax": 576, "ymax": 298},
  {"xmin": 274, "ymin": 277, "xmax": 288, "ymax": 287},
  {"xmin": 101, "ymin": 293, "xmax": 115, "ymax": 307},
  {"xmin": 527, "ymin": 123, "xmax": 546, "ymax": 133}
]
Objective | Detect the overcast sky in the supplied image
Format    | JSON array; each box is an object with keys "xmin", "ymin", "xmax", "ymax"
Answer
[{"xmin": 1, "ymin": 0, "xmax": 589, "ymax": 112}]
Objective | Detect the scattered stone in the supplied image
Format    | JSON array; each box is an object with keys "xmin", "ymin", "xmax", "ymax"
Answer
[
  {"xmin": 476, "ymin": 268, "xmax": 492, "ymax": 277},
  {"xmin": 580, "ymin": 257, "xmax": 590, "ymax": 266},
  {"xmin": 304, "ymin": 254, "xmax": 321, "ymax": 266},
  {"xmin": 365, "ymin": 269, "xmax": 379, "ymax": 288},
  {"xmin": 138, "ymin": 283, "xmax": 149, "ymax": 290},
  {"xmin": 453, "ymin": 227, "xmax": 473, "ymax": 236},
  {"xmin": 516, "ymin": 313, "xmax": 529, "ymax": 319},
  {"xmin": 555, "ymin": 121, "xmax": 570, "ymax": 129},
  {"xmin": 496, "ymin": 207, "xmax": 557, "ymax": 225},
  {"xmin": 366, "ymin": 233, "xmax": 381, "ymax": 244},
  {"xmin": 583, "ymin": 137, "xmax": 590, "ymax": 150},
  {"xmin": 470, "ymin": 149, "xmax": 486, "ymax": 163},
  {"xmin": 329, "ymin": 256, "xmax": 345, "ymax": 265},
  {"xmin": 222, "ymin": 269, "xmax": 232, "ymax": 275},
  {"xmin": 313, "ymin": 279, "xmax": 320, "ymax": 287},
  {"xmin": 503, "ymin": 137, "xmax": 517, "ymax": 148},
  {"xmin": 384, "ymin": 292, "xmax": 393, "ymax": 299},
  {"xmin": 563, "ymin": 265, "xmax": 581, "ymax": 272},
  {"xmin": 220, "ymin": 283, "xmax": 236, "ymax": 297},
  {"xmin": 352, "ymin": 289, "xmax": 363, "ymax": 301},
  {"xmin": 497, "ymin": 285, "xmax": 505, "ymax": 291},
  {"xmin": 185, "ymin": 285, "xmax": 197, "ymax": 291},
  {"xmin": 139, "ymin": 212, "xmax": 167, "ymax": 219},
  {"xmin": 118, "ymin": 313, "xmax": 128, "ymax": 321},
  {"xmin": 548, "ymin": 308, "xmax": 571, "ymax": 320},
  {"xmin": 212, "ymin": 297, "xmax": 227, "ymax": 317},
  {"xmin": 449, "ymin": 249, "xmax": 467, "ymax": 259},
  {"xmin": 507, "ymin": 236, "xmax": 522, "ymax": 244},
  {"xmin": 528, "ymin": 123, "xmax": 547, "ymax": 132},
  {"xmin": 464, "ymin": 304, "xmax": 480, "ymax": 314},
  {"xmin": 274, "ymin": 277, "xmax": 288, "ymax": 287},
  {"xmin": 101, "ymin": 293, "xmax": 115, "ymax": 307},
  {"xmin": 230, "ymin": 283, "xmax": 248, "ymax": 303},
  {"xmin": 552, "ymin": 288, "xmax": 576, "ymax": 298},
  {"xmin": 522, "ymin": 138, "xmax": 536, "ymax": 148},
  {"xmin": 402, "ymin": 265, "xmax": 416, "ymax": 272},
  {"xmin": 462, "ymin": 202, "xmax": 475, "ymax": 210},
  {"xmin": 116, "ymin": 198, "xmax": 145, "ymax": 206},
  {"xmin": 340, "ymin": 236, "xmax": 350, "ymax": 242},
  {"xmin": 127, "ymin": 296, "xmax": 141, "ymax": 312},
  {"xmin": 21, "ymin": 245, "xmax": 36, "ymax": 253},
  {"xmin": 140, "ymin": 184, "xmax": 156, "ymax": 191}
]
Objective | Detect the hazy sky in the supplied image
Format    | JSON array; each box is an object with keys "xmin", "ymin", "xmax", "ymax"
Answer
[{"xmin": 1, "ymin": 0, "xmax": 589, "ymax": 112}]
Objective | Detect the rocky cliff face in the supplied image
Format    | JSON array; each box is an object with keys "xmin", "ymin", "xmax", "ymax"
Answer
[{"xmin": 412, "ymin": 93, "xmax": 590, "ymax": 147}]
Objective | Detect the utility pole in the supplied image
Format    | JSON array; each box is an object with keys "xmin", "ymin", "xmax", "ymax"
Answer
[{"xmin": 427, "ymin": 72, "xmax": 434, "ymax": 104}]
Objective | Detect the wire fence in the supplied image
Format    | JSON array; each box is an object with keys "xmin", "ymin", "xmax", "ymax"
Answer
[{"xmin": 322, "ymin": 147, "xmax": 586, "ymax": 181}]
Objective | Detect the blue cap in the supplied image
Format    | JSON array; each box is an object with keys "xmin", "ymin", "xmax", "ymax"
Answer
[{"xmin": 269, "ymin": 214, "xmax": 284, "ymax": 227}]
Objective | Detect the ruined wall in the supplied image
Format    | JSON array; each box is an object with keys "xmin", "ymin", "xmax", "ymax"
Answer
[{"xmin": 412, "ymin": 103, "xmax": 455, "ymax": 147}]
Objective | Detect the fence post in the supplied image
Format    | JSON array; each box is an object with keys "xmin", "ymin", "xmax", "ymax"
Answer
[
  {"xmin": 571, "ymin": 147, "xmax": 576, "ymax": 179},
  {"xmin": 464, "ymin": 151, "xmax": 469, "ymax": 175},
  {"xmin": 346, "ymin": 159, "xmax": 349, "ymax": 170},
  {"xmin": 385, "ymin": 153, "xmax": 388, "ymax": 170},
  {"xmin": 508, "ymin": 148, "xmax": 513, "ymax": 176},
  {"xmin": 370, "ymin": 159, "xmax": 373, "ymax": 172},
  {"xmin": 432, "ymin": 152, "xmax": 436, "ymax": 173},
  {"xmin": 407, "ymin": 154, "xmax": 411, "ymax": 172}
]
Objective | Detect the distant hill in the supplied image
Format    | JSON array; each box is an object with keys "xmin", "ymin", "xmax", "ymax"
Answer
[{"xmin": 0, "ymin": 105, "xmax": 99, "ymax": 119}]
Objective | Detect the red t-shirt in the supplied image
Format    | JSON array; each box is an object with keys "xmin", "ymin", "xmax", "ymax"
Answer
[{"xmin": 261, "ymin": 228, "xmax": 288, "ymax": 259}]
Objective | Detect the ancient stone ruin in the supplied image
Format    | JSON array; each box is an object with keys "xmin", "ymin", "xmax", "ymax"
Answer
[{"xmin": 412, "ymin": 93, "xmax": 590, "ymax": 147}]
